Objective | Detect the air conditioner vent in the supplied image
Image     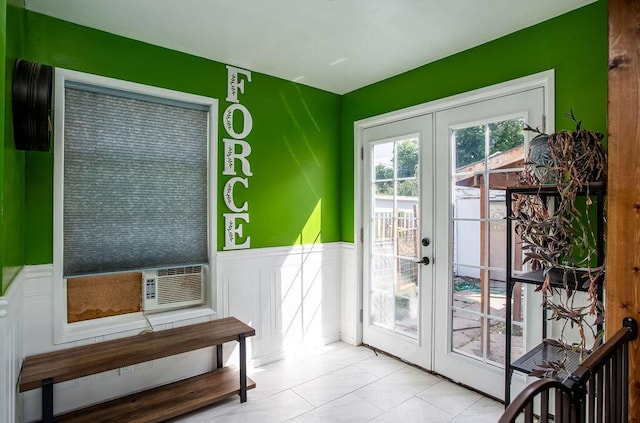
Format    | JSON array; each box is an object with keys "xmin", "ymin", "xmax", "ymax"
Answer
[
  {"xmin": 143, "ymin": 265, "xmax": 205, "ymax": 312},
  {"xmin": 157, "ymin": 272, "xmax": 202, "ymax": 305},
  {"xmin": 158, "ymin": 265, "xmax": 202, "ymax": 277}
]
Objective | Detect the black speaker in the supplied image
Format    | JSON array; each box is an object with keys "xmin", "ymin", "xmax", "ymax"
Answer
[{"xmin": 12, "ymin": 59, "xmax": 53, "ymax": 152}]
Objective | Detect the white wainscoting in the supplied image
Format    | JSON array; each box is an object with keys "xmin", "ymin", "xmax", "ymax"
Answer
[
  {"xmin": 7, "ymin": 242, "xmax": 352, "ymax": 422},
  {"xmin": 0, "ymin": 268, "xmax": 25, "ymax": 423},
  {"xmin": 217, "ymin": 242, "xmax": 344, "ymax": 365},
  {"xmin": 340, "ymin": 243, "xmax": 359, "ymax": 345},
  {"xmin": 19, "ymin": 265, "xmax": 215, "ymax": 423}
]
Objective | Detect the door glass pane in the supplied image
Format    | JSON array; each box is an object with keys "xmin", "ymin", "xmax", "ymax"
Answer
[
  {"xmin": 453, "ymin": 220, "xmax": 481, "ymax": 267},
  {"xmin": 452, "ymin": 265, "xmax": 482, "ymax": 311},
  {"xmin": 450, "ymin": 117, "xmax": 526, "ymax": 368},
  {"xmin": 488, "ymin": 269, "xmax": 508, "ymax": 320},
  {"xmin": 370, "ymin": 138, "xmax": 420, "ymax": 339},
  {"xmin": 396, "ymin": 258, "xmax": 419, "ymax": 335},
  {"xmin": 455, "ymin": 124, "xmax": 485, "ymax": 169},
  {"xmin": 452, "ymin": 308, "xmax": 483, "ymax": 359},
  {"xmin": 488, "ymin": 119, "xmax": 525, "ymax": 161},
  {"xmin": 371, "ymin": 289, "xmax": 394, "ymax": 329},
  {"xmin": 396, "ymin": 139, "xmax": 419, "ymax": 178},
  {"xmin": 486, "ymin": 320, "xmax": 525, "ymax": 365},
  {"xmin": 488, "ymin": 220, "xmax": 507, "ymax": 270},
  {"xmin": 454, "ymin": 185, "xmax": 480, "ymax": 218}
]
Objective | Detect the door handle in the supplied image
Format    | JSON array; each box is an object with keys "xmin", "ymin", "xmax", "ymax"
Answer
[{"xmin": 416, "ymin": 257, "xmax": 430, "ymax": 265}]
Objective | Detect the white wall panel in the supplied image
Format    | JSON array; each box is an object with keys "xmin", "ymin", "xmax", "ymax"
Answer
[
  {"xmin": 340, "ymin": 244, "xmax": 359, "ymax": 345},
  {"xmin": 217, "ymin": 243, "xmax": 343, "ymax": 366},
  {"xmin": 11, "ymin": 242, "xmax": 347, "ymax": 422},
  {"xmin": 22, "ymin": 266, "xmax": 56, "ymax": 356},
  {"xmin": 0, "ymin": 269, "xmax": 24, "ymax": 423}
]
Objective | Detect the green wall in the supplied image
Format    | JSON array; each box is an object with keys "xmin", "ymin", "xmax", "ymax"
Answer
[
  {"xmin": 13, "ymin": 7, "xmax": 341, "ymax": 265},
  {"xmin": 2, "ymin": 1, "xmax": 609, "ymax": 282},
  {"xmin": 340, "ymin": 1, "xmax": 608, "ymax": 242},
  {"xmin": 2, "ymin": 0, "xmax": 26, "ymax": 294}
]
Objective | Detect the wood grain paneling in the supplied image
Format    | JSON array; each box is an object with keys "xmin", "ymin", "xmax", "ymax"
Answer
[{"xmin": 607, "ymin": 0, "xmax": 640, "ymax": 420}]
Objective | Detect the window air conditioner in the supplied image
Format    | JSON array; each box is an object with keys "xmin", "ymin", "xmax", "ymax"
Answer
[{"xmin": 142, "ymin": 265, "xmax": 204, "ymax": 312}]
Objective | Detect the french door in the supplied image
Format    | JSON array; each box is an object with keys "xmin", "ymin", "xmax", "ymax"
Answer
[
  {"xmin": 362, "ymin": 114, "xmax": 434, "ymax": 370},
  {"xmin": 359, "ymin": 72, "xmax": 551, "ymax": 400},
  {"xmin": 432, "ymin": 88, "xmax": 545, "ymax": 399}
]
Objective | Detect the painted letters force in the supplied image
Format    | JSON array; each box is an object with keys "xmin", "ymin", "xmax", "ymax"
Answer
[{"xmin": 223, "ymin": 65, "xmax": 253, "ymax": 250}]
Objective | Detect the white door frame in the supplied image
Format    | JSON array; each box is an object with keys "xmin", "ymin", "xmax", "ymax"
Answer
[
  {"xmin": 361, "ymin": 114, "xmax": 434, "ymax": 369},
  {"xmin": 353, "ymin": 70, "xmax": 555, "ymax": 369}
]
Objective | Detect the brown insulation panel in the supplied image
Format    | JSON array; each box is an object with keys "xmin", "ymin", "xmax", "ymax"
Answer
[{"xmin": 67, "ymin": 273, "xmax": 142, "ymax": 323}]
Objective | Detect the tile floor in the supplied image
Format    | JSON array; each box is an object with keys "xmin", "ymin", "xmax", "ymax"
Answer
[{"xmin": 172, "ymin": 342, "xmax": 505, "ymax": 423}]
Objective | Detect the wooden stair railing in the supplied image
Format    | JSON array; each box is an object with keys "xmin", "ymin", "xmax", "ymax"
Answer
[
  {"xmin": 499, "ymin": 317, "xmax": 637, "ymax": 423},
  {"xmin": 499, "ymin": 378, "xmax": 580, "ymax": 423}
]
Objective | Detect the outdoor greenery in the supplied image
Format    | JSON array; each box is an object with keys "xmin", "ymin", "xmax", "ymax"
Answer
[
  {"xmin": 374, "ymin": 140, "xmax": 419, "ymax": 196},
  {"xmin": 456, "ymin": 119, "xmax": 525, "ymax": 168},
  {"xmin": 375, "ymin": 119, "xmax": 523, "ymax": 197}
]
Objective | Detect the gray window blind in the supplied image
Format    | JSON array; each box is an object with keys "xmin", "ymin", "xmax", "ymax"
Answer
[{"xmin": 63, "ymin": 86, "xmax": 209, "ymax": 277}]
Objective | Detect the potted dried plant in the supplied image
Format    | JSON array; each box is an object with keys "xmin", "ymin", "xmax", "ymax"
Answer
[{"xmin": 513, "ymin": 111, "xmax": 607, "ymax": 376}]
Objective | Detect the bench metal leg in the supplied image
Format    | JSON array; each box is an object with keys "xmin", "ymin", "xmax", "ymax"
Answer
[
  {"xmin": 217, "ymin": 344, "xmax": 223, "ymax": 369},
  {"xmin": 42, "ymin": 378, "xmax": 54, "ymax": 423},
  {"xmin": 239, "ymin": 334, "xmax": 247, "ymax": 403}
]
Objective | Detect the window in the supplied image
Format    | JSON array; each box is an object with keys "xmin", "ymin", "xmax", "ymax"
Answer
[{"xmin": 53, "ymin": 69, "xmax": 218, "ymax": 343}]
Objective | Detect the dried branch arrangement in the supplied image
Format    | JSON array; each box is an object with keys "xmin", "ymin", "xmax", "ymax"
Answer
[{"xmin": 513, "ymin": 112, "xmax": 607, "ymax": 377}]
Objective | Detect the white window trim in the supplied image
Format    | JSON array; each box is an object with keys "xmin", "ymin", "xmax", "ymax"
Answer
[{"xmin": 53, "ymin": 68, "xmax": 219, "ymax": 344}]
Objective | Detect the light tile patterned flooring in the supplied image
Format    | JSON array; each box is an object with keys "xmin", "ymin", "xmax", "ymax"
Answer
[{"xmin": 172, "ymin": 342, "xmax": 505, "ymax": 423}]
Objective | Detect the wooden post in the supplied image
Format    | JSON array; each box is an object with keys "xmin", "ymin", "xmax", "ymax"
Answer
[{"xmin": 607, "ymin": 1, "xmax": 640, "ymax": 420}]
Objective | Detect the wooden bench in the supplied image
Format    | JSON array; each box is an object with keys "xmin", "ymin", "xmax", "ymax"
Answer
[{"xmin": 19, "ymin": 316, "xmax": 256, "ymax": 422}]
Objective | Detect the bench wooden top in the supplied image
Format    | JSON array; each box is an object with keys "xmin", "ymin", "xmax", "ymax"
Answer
[{"xmin": 20, "ymin": 316, "xmax": 255, "ymax": 392}]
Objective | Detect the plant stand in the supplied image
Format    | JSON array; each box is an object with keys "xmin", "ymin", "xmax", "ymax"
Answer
[{"xmin": 504, "ymin": 183, "xmax": 605, "ymax": 405}]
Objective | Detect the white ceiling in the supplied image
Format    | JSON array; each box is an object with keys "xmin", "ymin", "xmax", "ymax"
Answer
[{"xmin": 24, "ymin": 0, "xmax": 597, "ymax": 94}]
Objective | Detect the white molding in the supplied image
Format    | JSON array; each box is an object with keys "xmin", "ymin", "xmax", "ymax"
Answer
[
  {"xmin": 20, "ymin": 264, "xmax": 54, "ymax": 279},
  {"xmin": 338, "ymin": 242, "xmax": 355, "ymax": 251},
  {"xmin": 250, "ymin": 350, "xmax": 286, "ymax": 367},
  {"xmin": 216, "ymin": 241, "xmax": 345, "ymax": 261},
  {"xmin": 52, "ymin": 68, "xmax": 219, "ymax": 345},
  {"xmin": 354, "ymin": 70, "xmax": 555, "ymax": 130},
  {"xmin": 56, "ymin": 307, "xmax": 218, "ymax": 344},
  {"xmin": 0, "ymin": 267, "xmax": 24, "ymax": 317},
  {"xmin": 0, "ymin": 267, "xmax": 25, "ymax": 423},
  {"xmin": 0, "ymin": 299, "xmax": 7, "ymax": 318}
]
